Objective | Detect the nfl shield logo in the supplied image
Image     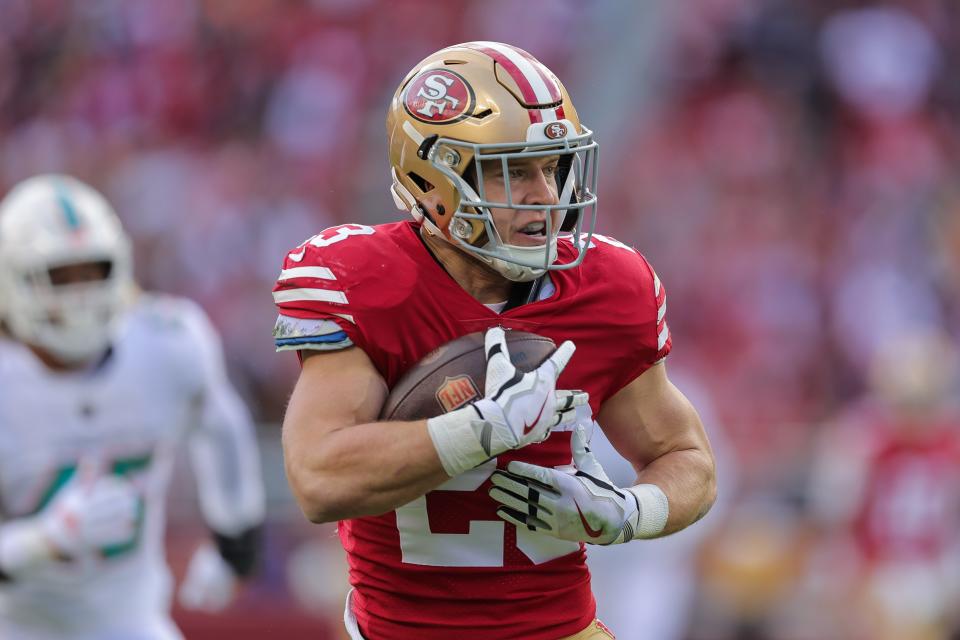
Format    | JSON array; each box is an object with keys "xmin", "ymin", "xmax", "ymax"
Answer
[{"xmin": 436, "ymin": 375, "xmax": 481, "ymax": 413}]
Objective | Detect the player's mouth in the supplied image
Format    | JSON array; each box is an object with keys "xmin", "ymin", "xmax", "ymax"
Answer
[{"xmin": 512, "ymin": 219, "xmax": 549, "ymax": 246}]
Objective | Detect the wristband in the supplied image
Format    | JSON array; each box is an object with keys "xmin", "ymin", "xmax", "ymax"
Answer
[
  {"xmin": 426, "ymin": 406, "xmax": 488, "ymax": 477},
  {"xmin": 625, "ymin": 484, "xmax": 669, "ymax": 540}
]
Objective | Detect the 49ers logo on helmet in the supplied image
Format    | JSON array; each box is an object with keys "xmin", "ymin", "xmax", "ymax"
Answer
[
  {"xmin": 544, "ymin": 122, "xmax": 568, "ymax": 139},
  {"xmin": 404, "ymin": 70, "xmax": 475, "ymax": 124}
]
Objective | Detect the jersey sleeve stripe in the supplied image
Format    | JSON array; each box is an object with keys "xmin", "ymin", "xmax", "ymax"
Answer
[
  {"xmin": 275, "ymin": 334, "xmax": 353, "ymax": 352},
  {"xmin": 278, "ymin": 266, "xmax": 336, "ymax": 281},
  {"xmin": 273, "ymin": 315, "xmax": 354, "ymax": 352},
  {"xmin": 653, "ymin": 273, "xmax": 661, "ymax": 297},
  {"xmin": 275, "ymin": 332, "xmax": 348, "ymax": 346},
  {"xmin": 273, "ymin": 288, "xmax": 348, "ymax": 305},
  {"xmin": 657, "ymin": 323, "xmax": 670, "ymax": 351},
  {"xmin": 657, "ymin": 299, "xmax": 667, "ymax": 323}
]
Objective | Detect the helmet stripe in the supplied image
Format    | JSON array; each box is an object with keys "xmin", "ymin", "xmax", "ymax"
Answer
[
  {"xmin": 463, "ymin": 42, "xmax": 563, "ymax": 124},
  {"xmin": 497, "ymin": 42, "xmax": 566, "ymax": 120},
  {"xmin": 52, "ymin": 180, "xmax": 81, "ymax": 229}
]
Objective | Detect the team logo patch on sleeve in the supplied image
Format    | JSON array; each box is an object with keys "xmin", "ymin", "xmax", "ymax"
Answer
[
  {"xmin": 436, "ymin": 375, "xmax": 481, "ymax": 412},
  {"xmin": 404, "ymin": 70, "xmax": 475, "ymax": 124}
]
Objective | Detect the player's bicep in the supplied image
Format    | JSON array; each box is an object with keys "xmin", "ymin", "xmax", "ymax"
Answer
[
  {"xmin": 282, "ymin": 346, "xmax": 387, "ymax": 511},
  {"xmin": 283, "ymin": 346, "xmax": 387, "ymax": 441},
  {"xmin": 597, "ymin": 361, "xmax": 711, "ymax": 470}
]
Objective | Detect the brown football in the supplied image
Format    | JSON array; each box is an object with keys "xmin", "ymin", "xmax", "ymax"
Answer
[{"xmin": 380, "ymin": 330, "xmax": 557, "ymax": 421}]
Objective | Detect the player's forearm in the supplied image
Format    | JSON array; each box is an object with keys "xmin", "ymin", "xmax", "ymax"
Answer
[
  {"xmin": 634, "ymin": 446, "xmax": 716, "ymax": 536},
  {"xmin": 283, "ymin": 418, "xmax": 450, "ymax": 523}
]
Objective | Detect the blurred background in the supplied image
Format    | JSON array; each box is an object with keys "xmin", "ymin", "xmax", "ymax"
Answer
[{"xmin": 3, "ymin": 0, "xmax": 960, "ymax": 638}]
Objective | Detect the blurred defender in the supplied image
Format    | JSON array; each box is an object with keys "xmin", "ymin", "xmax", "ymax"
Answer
[
  {"xmin": 275, "ymin": 42, "xmax": 716, "ymax": 639},
  {"xmin": 0, "ymin": 175, "xmax": 265, "ymax": 639},
  {"xmin": 809, "ymin": 331, "xmax": 960, "ymax": 640}
]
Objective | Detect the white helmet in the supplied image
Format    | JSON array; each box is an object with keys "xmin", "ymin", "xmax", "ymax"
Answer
[{"xmin": 0, "ymin": 174, "xmax": 133, "ymax": 364}]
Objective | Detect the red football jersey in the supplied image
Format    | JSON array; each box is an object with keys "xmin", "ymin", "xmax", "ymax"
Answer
[{"xmin": 273, "ymin": 221, "xmax": 670, "ymax": 639}]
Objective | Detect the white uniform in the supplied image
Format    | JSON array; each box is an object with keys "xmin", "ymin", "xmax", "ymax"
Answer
[{"xmin": 0, "ymin": 294, "xmax": 265, "ymax": 639}]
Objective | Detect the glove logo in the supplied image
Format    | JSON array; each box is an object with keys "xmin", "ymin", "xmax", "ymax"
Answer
[
  {"xmin": 522, "ymin": 395, "xmax": 549, "ymax": 435},
  {"xmin": 574, "ymin": 500, "xmax": 603, "ymax": 539}
]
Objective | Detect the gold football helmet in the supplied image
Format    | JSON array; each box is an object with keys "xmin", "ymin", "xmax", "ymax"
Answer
[{"xmin": 387, "ymin": 41, "xmax": 598, "ymax": 282}]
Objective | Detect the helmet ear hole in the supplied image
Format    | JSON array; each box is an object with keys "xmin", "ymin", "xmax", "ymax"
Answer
[{"xmin": 407, "ymin": 172, "xmax": 433, "ymax": 193}]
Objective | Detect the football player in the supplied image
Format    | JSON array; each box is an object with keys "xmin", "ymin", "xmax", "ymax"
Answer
[
  {"xmin": 808, "ymin": 330, "xmax": 960, "ymax": 640},
  {"xmin": 0, "ymin": 175, "xmax": 266, "ymax": 639},
  {"xmin": 274, "ymin": 41, "xmax": 716, "ymax": 640}
]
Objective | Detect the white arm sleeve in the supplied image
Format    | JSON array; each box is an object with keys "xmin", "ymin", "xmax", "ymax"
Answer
[{"xmin": 182, "ymin": 306, "xmax": 266, "ymax": 536}]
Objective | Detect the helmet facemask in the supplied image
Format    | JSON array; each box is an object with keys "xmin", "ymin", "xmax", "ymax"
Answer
[{"xmin": 433, "ymin": 127, "xmax": 598, "ymax": 282}]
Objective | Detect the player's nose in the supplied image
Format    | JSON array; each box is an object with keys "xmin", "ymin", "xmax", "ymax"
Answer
[{"xmin": 522, "ymin": 168, "xmax": 559, "ymax": 207}]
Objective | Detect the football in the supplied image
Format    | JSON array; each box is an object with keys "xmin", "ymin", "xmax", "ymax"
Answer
[{"xmin": 380, "ymin": 330, "xmax": 557, "ymax": 421}]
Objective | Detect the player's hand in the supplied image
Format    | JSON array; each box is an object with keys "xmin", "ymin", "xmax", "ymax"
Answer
[
  {"xmin": 40, "ymin": 461, "xmax": 141, "ymax": 559},
  {"xmin": 472, "ymin": 326, "xmax": 583, "ymax": 450},
  {"xmin": 178, "ymin": 543, "xmax": 239, "ymax": 613},
  {"xmin": 427, "ymin": 327, "xmax": 588, "ymax": 477},
  {"xmin": 490, "ymin": 425, "xmax": 660, "ymax": 544}
]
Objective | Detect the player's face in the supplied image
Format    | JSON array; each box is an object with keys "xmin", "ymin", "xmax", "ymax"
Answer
[
  {"xmin": 478, "ymin": 155, "xmax": 563, "ymax": 247},
  {"xmin": 44, "ymin": 261, "xmax": 111, "ymax": 326},
  {"xmin": 48, "ymin": 261, "xmax": 111, "ymax": 286}
]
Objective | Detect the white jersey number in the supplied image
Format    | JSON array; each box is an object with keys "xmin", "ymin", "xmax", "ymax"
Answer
[
  {"xmin": 309, "ymin": 224, "xmax": 375, "ymax": 248},
  {"xmin": 288, "ymin": 224, "xmax": 375, "ymax": 262},
  {"xmin": 578, "ymin": 232, "xmax": 635, "ymax": 253},
  {"xmin": 395, "ymin": 459, "xmax": 580, "ymax": 567},
  {"xmin": 32, "ymin": 454, "xmax": 152, "ymax": 558}
]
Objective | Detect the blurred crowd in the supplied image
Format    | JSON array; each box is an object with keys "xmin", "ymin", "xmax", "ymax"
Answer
[{"xmin": 3, "ymin": 0, "xmax": 960, "ymax": 638}]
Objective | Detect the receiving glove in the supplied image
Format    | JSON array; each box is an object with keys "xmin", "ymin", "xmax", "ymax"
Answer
[
  {"xmin": 178, "ymin": 542, "xmax": 239, "ymax": 613},
  {"xmin": 427, "ymin": 327, "xmax": 588, "ymax": 477},
  {"xmin": 489, "ymin": 425, "xmax": 669, "ymax": 544}
]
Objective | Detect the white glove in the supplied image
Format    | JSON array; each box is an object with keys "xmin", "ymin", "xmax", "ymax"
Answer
[
  {"xmin": 41, "ymin": 464, "xmax": 141, "ymax": 559},
  {"xmin": 178, "ymin": 543, "xmax": 239, "ymax": 613},
  {"xmin": 427, "ymin": 327, "xmax": 588, "ymax": 477},
  {"xmin": 489, "ymin": 425, "xmax": 669, "ymax": 544}
]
